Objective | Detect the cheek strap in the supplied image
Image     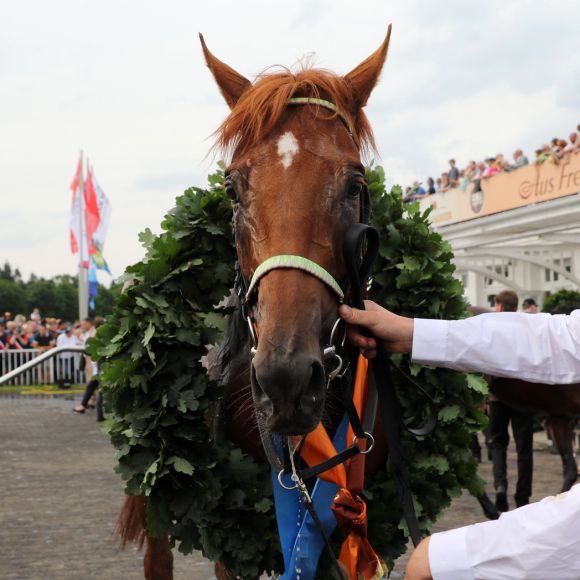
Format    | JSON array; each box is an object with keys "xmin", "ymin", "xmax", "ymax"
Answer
[{"xmin": 246, "ymin": 255, "xmax": 344, "ymax": 302}]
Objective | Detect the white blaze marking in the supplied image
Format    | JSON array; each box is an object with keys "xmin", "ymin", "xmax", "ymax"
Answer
[{"xmin": 277, "ymin": 131, "xmax": 299, "ymax": 169}]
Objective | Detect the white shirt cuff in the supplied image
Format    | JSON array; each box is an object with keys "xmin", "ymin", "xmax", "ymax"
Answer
[
  {"xmin": 411, "ymin": 318, "xmax": 449, "ymax": 366},
  {"xmin": 429, "ymin": 527, "xmax": 474, "ymax": 580}
]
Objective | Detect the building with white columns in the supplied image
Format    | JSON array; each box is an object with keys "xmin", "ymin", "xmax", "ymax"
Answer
[{"xmin": 419, "ymin": 152, "xmax": 580, "ymax": 309}]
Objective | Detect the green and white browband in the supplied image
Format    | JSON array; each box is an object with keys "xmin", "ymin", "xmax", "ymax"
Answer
[
  {"xmin": 246, "ymin": 255, "xmax": 344, "ymax": 302},
  {"xmin": 288, "ymin": 97, "xmax": 354, "ymax": 136}
]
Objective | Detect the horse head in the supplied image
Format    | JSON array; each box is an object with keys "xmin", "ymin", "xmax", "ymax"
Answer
[{"xmin": 201, "ymin": 29, "xmax": 391, "ymax": 435}]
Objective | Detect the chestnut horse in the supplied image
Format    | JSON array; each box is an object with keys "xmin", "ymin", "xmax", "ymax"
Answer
[{"xmin": 117, "ymin": 28, "xmax": 394, "ymax": 579}]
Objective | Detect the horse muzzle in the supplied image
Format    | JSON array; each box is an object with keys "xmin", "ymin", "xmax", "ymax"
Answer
[{"xmin": 251, "ymin": 349, "xmax": 326, "ymax": 436}]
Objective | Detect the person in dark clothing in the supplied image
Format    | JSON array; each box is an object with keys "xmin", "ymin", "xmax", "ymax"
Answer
[
  {"xmin": 73, "ymin": 360, "xmax": 104, "ymax": 420},
  {"xmin": 522, "ymin": 297, "xmax": 538, "ymax": 313},
  {"xmin": 426, "ymin": 177, "xmax": 436, "ymax": 195},
  {"xmin": 73, "ymin": 377, "xmax": 99, "ymax": 412},
  {"xmin": 73, "ymin": 318, "xmax": 105, "ymax": 420},
  {"xmin": 31, "ymin": 324, "xmax": 55, "ymax": 384},
  {"xmin": 0, "ymin": 323, "xmax": 8, "ymax": 375},
  {"xmin": 487, "ymin": 290, "xmax": 534, "ymax": 512},
  {"xmin": 0, "ymin": 323, "xmax": 8, "ymax": 349},
  {"xmin": 32, "ymin": 324, "xmax": 54, "ymax": 349},
  {"xmin": 447, "ymin": 159, "xmax": 460, "ymax": 186}
]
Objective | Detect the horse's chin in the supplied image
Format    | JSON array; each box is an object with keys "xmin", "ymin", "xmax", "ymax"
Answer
[
  {"xmin": 253, "ymin": 396, "xmax": 323, "ymax": 437},
  {"xmin": 267, "ymin": 413, "xmax": 321, "ymax": 437},
  {"xmin": 250, "ymin": 353, "xmax": 326, "ymax": 437}
]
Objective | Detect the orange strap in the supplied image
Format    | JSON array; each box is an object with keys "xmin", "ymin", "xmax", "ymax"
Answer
[
  {"xmin": 298, "ymin": 355, "xmax": 385, "ymax": 579},
  {"xmin": 298, "ymin": 354, "xmax": 368, "ymax": 485}
]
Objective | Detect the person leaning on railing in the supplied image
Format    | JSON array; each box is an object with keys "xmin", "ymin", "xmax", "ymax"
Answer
[
  {"xmin": 0, "ymin": 322, "xmax": 8, "ymax": 351},
  {"xmin": 564, "ymin": 132, "xmax": 579, "ymax": 156},
  {"xmin": 55, "ymin": 325, "xmax": 80, "ymax": 387},
  {"xmin": 6, "ymin": 324, "xmax": 31, "ymax": 349},
  {"xmin": 31, "ymin": 324, "xmax": 55, "ymax": 353},
  {"xmin": 339, "ymin": 301, "xmax": 580, "ymax": 580},
  {"xmin": 31, "ymin": 324, "xmax": 55, "ymax": 384}
]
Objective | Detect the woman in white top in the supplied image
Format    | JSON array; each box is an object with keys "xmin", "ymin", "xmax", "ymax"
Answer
[{"xmin": 339, "ymin": 302, "xmax": 580, "ymax": 580}]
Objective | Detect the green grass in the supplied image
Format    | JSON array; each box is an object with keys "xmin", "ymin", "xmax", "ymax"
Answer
[{"xmin": 0, "ymin": 384, "xmax": 85, "ymax": 395}]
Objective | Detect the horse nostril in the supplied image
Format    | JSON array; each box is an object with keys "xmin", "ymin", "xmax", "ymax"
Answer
[
  {"xmin": 251, "ymin": 363, "xmax": 273, "ymax": 408},
  {"xmin": 299, "ymin": 360, "xmax": 325, "ymax": 414},
  {"xmin": 252, "ymin": 353, "xmax": 325, "ymax": 434}
]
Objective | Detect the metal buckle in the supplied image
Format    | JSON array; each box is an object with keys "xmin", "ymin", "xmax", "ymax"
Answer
[
  {"xmin": 277, "ymin": 469, "xmax": 299, "ymax": 490},
  {"xmin": 352, "ymin": 432, "xmax": 375, "ymax": 455},
  {"xmin": 323, "ymin": 317, "xmax": 348, "ymax": 384},
  {"xmin": 247, "ymin": 317, "xmax": 258, "ymax": 352},
  {"xmin": 326, "ymin": 354, "xmax": 345, "ymax": 382}
]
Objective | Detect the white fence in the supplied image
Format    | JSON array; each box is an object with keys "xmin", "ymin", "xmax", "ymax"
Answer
[{"xmin": 0, "ymin": 349, "xmax": 86, "ymax": 386}]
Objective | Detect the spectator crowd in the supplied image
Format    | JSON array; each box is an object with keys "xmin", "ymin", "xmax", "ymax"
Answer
[
  {"xmin": 0, "ymin": 308, "xmax": 102, "ymax": 353},
  {"xmin": 0, "ymin": 308, "xmax": 106, "ymax": 389},
  {"xmin": 404, "ymin": 123, "xmax": 580, "ymax": 201}
]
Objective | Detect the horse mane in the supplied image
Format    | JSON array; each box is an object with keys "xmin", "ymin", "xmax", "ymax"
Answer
[
  {"xmin": 205, "ymin": 290, "xmax": 248, "ymax": 385},
  {"xmin": 214, "ymin": 67, "xmax": 376, "ymax": 157}
]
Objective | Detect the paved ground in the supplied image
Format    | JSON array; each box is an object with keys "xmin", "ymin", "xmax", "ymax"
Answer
[
  {"xmin": 0, "ymin": 396, "xmax": 211, "ymax": 580},
  {"xmin": 0, "ymin": 395, "xmax": 571, "ymax": 579}
]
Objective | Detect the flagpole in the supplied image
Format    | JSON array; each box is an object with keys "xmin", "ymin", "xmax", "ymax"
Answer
[{"xmin": 78, "ymin": 150, "xmax": 88, "ymax": 321}]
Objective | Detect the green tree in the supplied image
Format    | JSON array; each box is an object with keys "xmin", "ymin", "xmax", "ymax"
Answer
[
  {"xmin": 25, "ymin": 279, "xmax": 63, "ymax": 319},
  {"xmin": 0, "ymin": 279, "xmax": 26, "ymax": 314},
  {"xmin": 0, "ymin": 262, "xmax": 118, "ymax": 321},
  {"xmin": 0, "ymin": 262, "xmax": 22, "ymax": 283},
  {"xmin": 542, "ymin": 289, "xmax": 580, "ymax": 313}
]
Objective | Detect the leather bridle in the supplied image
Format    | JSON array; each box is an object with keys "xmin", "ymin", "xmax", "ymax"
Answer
[{"xmin": 230, "ymin": 97, "xmax": 436, "ymax": 576}]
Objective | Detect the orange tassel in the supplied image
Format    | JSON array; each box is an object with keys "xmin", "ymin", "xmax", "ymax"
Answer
[{"xmin": 332, "ymin": 489, "xmax": 386, "ymax": 579}]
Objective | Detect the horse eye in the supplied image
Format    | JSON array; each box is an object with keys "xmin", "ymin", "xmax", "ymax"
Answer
[
  {"xmin": 347, "ymin": 176, "xmax": 366, "ymax": 198},
  {"xmin": 224, "ymin": 177, "xmax": 239, "ymax": 203}
]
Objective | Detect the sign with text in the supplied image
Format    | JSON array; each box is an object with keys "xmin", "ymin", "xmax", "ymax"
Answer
[{"xmin": 420, "ymin": 151, "xmax": 580, "ymax": 226}]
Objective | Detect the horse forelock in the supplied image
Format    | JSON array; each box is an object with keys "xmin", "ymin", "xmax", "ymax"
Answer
[{"xmin": 213, "ymin": 67, "xmax": 376, "ymax": 159}]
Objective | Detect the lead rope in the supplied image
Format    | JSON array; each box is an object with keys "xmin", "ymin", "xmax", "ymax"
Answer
[{"xmin": 343, "ymin": 223, "xmax": 435, "ymax": 547}]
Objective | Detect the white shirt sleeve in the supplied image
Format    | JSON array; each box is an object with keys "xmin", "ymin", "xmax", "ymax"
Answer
[
  {"xmin": 412, "ymin": 310, "xmax": 580, "ymax": 384},
  {"xmin": 429, "ymin": 484, "xmax": 580, "ymax": 580}
]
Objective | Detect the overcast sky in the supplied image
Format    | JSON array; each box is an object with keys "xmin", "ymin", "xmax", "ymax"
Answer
[{"xmin": 2, "ymin": 0, "xmax": 579, "ymax": 281}]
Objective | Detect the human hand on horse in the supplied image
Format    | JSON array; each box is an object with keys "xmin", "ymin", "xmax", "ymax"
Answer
[{"xmin": 339, "ymin": 300, "xmax": 414, "ymax": 357}]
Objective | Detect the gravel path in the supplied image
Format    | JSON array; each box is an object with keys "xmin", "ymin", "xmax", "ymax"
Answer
[{"xmin": 0, "ymin": 395, "xmax": 569, "ymax": 579}]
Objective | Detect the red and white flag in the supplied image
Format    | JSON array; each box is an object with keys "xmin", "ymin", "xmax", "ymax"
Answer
[
  {"xmin": 69, "ymin": 155, "xmax": 111, "ymax": 272},
  {"xmin": 92, "ymin": 173, "xmax": 111, "ymax": 252},
  {"xmin": 84, "ymin": 168, "xmax": 100, "ymax": 256},
  {"xmin": 84, "ymin": 167, "xmax": 111, "ymax": 255},
  {"xmin": 69, "ymin": 156, "xmax": 88, "ymax": 264}
]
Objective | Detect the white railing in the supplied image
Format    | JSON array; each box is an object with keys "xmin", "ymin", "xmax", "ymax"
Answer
[{"xmin": 0, "ymin": 348, "xmax": 86, "ymax": 386}]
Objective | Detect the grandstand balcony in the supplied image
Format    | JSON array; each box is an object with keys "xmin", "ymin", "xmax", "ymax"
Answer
[{"xmin": 419, "ymin": 152, "xmax": 580, "ymax": 308}]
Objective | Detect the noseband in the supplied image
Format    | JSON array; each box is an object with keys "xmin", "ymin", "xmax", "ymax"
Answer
[
  {"xmin": 234, "ymin": 251, "xmax": 348, "ymax": 383},
  {"xmin": 246, "ymin": 254, "xmax": 345, "ymax": 302}
]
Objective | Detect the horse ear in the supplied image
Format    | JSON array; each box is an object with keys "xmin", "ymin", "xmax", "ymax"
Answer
[
  {"xmin": 199, "ymin": 33, "xmax": 251, "ymax": 109},
  {"xmin": 344, "ymin": 25, "xmax": 392, "ymax": 108}
]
